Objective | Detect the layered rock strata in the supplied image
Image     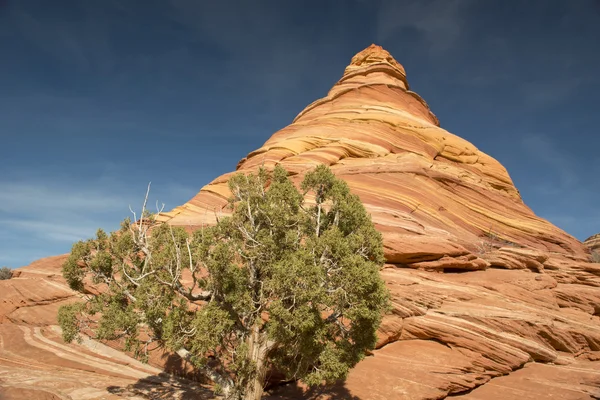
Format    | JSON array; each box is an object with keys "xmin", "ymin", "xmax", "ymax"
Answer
[
  {"xmin": 157, "ymin": 44, "xmax": 588, "ymax": 272},
  {"xmin": 585, "ymin": 233, "xmax": 600, "ymax": 247}
]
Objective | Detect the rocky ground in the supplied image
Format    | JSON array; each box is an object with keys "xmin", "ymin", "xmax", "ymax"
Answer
[{"xmin": 1, "ymin": 250, "xmax": 599, "ymax": 399}]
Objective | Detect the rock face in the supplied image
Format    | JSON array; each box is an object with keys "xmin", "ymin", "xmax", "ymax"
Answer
[
  {"xmin": 1, "ymin": 45, "xmax": 599, "ymax": 399},
  {"xmin": 585, "ymin": 233, "xmax": 600, "ymax": 252},
  {"xmin": 158, "ymin": 44, "xmax": 588, "ymax": 270},
  {"xmin": 585, "ymin": 234, "xmax": 600, "ymax": 264}
]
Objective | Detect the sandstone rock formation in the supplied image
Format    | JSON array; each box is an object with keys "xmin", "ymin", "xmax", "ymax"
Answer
[
  {"xmin": 585, "ymin": 233, "xmax": 600, "ymax": 255},
  {"xmin": 1, "ymin": 45, "xmax": 599, "ymax": 399},
  {"xmin": 157, "ymin": 44, "xmax": 588, "ymax": 272}
]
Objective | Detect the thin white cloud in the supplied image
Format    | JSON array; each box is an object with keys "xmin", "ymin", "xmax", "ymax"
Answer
[
  {"xmin": 0, "ymin": 252, "xmax": 53, "ymax": 267},
  {"xmin": 375, "ymin": 0, "xmax": 474, "ymax": 56},
  {"xmin": 8, "ymin": 1, "xmax": 116, "ymax": 73},
  {"xmin": 0, "ymin": 178, "xmax": 138, "ymax": 255},
  {"xmin": 519, "ymin": 133, "xmax": 599, "ymax": 240},
  {"xmin": 521, "ymin": 77, "xmax": 586, "ymax": 108},
  {"xmin": 521, "ymin": 133, "xmax": 579, "ymax": 188},
  {"xmin": 0, "ymin": 219, "xmax": 99, "ymax": 243},
  {"xmin": 166, "ymin": 0, "xmax": 331, "ymax": 109},
  {"xmin": 0, "ymin": 182, "xmax": 128, "ymax": 215},
  {"xmin": 0, "ymin": 167, "xmax": 199, "ymax": 266}
]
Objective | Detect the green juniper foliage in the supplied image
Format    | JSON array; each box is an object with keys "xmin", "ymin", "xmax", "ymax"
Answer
[{"xmin": 59, "ymin": 165, "xmax": 389, "ymax": 400}]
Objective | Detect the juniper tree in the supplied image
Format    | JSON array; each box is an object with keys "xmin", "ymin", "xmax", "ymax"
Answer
[{"xmin": 59, "ymin": 165, "xmax": 389, "ymax": 400}]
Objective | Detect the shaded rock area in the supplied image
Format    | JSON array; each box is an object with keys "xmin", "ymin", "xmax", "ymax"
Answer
[{"xmin": 1, "ymin": 45, "xmax": 599, "ymax": 399}]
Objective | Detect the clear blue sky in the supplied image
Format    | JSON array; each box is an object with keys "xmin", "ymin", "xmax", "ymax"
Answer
[{"xmin": 1, "ymin": 0, "xmax": 599, "ymax": 267}]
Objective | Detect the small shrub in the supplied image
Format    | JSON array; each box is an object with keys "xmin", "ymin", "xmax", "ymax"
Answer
[
  {"xmin": 591, "ymin": 251, "xmax": 600, "ymax": 263},
  {"xmin": 475, "ymin": 239, "xmax": 495, "ymax": 255},
  {"xmin": 475, "ymin": 227, "xmax": 523, "ymax": 255},
  {"xmin": 0, "ymin": 266, "xmax": 13, "ymax": 280}
]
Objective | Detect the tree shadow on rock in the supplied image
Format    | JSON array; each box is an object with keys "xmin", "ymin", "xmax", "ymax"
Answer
[
  {"xmin": 161, "ymin": 351, "xmax": 211, "ymax": 384},
  {"xmin": 107, "ymin": 372, "xmax": 216, "ymax": 400},
  {"xmin": 105, "ymin": 351, "xmax": 360, "ymax": 400},
  {"xmin": 106, "ymin": 353, "xmax": 216, "ymax": 400},
  {"xmin": 266, "ymin": 380, "xmax": 361, "ymax": 400}
]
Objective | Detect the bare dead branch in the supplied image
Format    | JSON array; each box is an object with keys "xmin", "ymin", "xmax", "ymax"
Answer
[{"xmin": 176, "ymin": 348, "xmax": 234, "ymax": 394}]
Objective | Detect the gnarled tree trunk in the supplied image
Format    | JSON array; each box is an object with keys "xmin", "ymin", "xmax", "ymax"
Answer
[{"xmin": 244, "ymin": 326, "xmax": 272, "ymax": 400}]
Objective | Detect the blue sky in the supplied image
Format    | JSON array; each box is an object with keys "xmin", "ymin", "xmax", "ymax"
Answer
[{"xmin": 1, "ymin": 0, "xmax": 599, "ymax": 267}]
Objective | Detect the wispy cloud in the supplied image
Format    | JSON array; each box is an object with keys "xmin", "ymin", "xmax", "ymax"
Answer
[
  {"xmin": 0, "ymin": 182, "xmax": 128, "ymax": 215},
  {"xmin": 0, "ymin": 219, "xmax": 100, "ymax": 243},
  {"xmin": 8, "ymin": 1, "xmax": 116, "ymax": 74},
  {"xmin": 519, "ymin": 132, "xmax": 599, "ymax": 240},
  {"xmin": 0, "ymin": 166, "xmax": 198, "ymax": 267},
  {"xmin": 166, "ymin": 0, "xmax": 333, "ymax": 111},
  {"xmin": 375, "ymin": 0, "xmax": 474, "ymax": 56},
  {"xmin": 0, "ymin": 178, "xmax": 134, "ymax": 255},
  {"xmin": 521, "ymin": 75, "xmax": 592, "ymax": 109},
  {"xmin": 521, "ymin": 133, "xmax": 579, "ymax": 188}
]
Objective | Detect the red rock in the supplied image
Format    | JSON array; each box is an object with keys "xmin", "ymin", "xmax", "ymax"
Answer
[
  {"xmin": 409, "ymin": 254, "xmax": 490, "ymax": 271},
  {"xmin": 453, "ymin": 357, "xmax": 600, "ymax": 400},
  {"xmin": 480, "ymin": 247, "xmax": 548, "ymax": 272},
  {"xmin": 554, "ymin": 284, "xmax": 600, "ymax": 315}
]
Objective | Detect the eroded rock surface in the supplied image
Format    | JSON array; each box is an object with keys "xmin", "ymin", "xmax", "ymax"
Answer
[{"xmin": 2, "ymin": 45, "xmax": 599, "ymax": 399}]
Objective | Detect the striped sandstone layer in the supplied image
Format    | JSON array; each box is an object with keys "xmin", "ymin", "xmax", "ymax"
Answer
[
  {"xmin": 584, "ymin": 233, "xmax": 600, "ymax": 253},
  {"xmin": 157, "ymin": 44, "xmax": 588, "ymax": 271}
]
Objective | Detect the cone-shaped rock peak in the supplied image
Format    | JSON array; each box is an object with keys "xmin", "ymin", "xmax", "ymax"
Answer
[
  {"xmin": 346, "ymin": 44, "xmax": 408, "ymax": 76},
  {"xmin": 158, "ymin": 45, "xmax": 588, "ymax": 266},
  {"xmin": 295, "ymin": 44, "xmax": 439, "ymax": 128}
]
